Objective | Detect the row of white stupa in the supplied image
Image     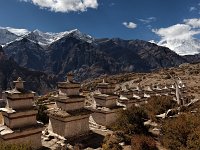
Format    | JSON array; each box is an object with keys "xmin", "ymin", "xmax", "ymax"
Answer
[
  {"xmin": 120, "ymin": 82, "xmax": 186, "ymax": 92},
  {"xmin": 117, "ymin": 79, "xmax": 187, "ymax": 108}
]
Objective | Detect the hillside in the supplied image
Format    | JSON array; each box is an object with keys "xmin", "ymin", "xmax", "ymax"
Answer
[
  {"xmin": 0, "ymin": 46, "xmax": 57, "ymax": 95},
  {"xmin": 83, "ymin": 62, "xmax": 200, "ymax": 99},
  {"xmin": 3, "ymin": 31, "xmax": 191, "ymax": 81}
]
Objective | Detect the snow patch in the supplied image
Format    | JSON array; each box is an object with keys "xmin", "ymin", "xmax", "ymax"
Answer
[{"xmin": 5, "ymin": 27, "xmax": 30, "ymax": 36}]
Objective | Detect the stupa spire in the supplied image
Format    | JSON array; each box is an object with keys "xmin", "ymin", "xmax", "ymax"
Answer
[{"xmin": 14, "ymin": 77, "xmax": 25, "ymax": 89}]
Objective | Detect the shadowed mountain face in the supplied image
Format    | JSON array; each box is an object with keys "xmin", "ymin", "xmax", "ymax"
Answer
[
  {"xmin": 2, "ymin": 33, "xmax": 197, "ymax": 81},
  {"xmin": 0, "ymin": 46, "xmax": 57, "ymax": 95},
  {"xmin": 95, "ymin": 39, "xmax": 186, "ymax": 71},
  {"xmin": 183, "ymin": 54, "xmax": 200, "ymax": 64},
  {"xmin": 0, "ymin": 29, "xmax": 19, "ymax": 45},
  {"xmin": 4, "ymin": 38, "xmax": 46, "ymax": 71}
]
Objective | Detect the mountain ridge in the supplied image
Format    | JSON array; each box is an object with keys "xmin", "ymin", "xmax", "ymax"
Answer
[
  {"xmin": 1, "ymin": 27, "xmax": 200, "ymax": 56},
  {"xmin": 1, "ymin": 27, "xmax": 200, "ymax": 81},
  {"xmin": 0, "ymin": 27, "xmax": 94, "ymax": 47},
  {"xmin": 3, "ymin": 35, "xmax": 191, "ymax": 81}
]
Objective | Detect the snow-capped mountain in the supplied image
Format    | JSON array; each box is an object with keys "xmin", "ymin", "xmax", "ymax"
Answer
[
  {"xmin": 1, "ymin": 26, "xmax": 199, "ymax": 56},
  {"xmin": 24, "ymin": 29, "xmax": 57, "ymax": 46},
  {"xmin": 24, "ymin": 29, "xmax": 94, "ymax": 46},
  {"xmin": 64, "ymin": 29, "xmax": 94, "ymax": 43},
  {"xmin": 156, "ymin": 38, "xmax": 200, "ymax": 56},
  {"xmin": 0, "ymin": 27, "xmax": 94, "ymax": 46},
  {"xmin": 0, "ymin": 28, "xmax": 19, "ymax": 45},
  {"xmin": 0, "ymin": 27, "xmax": 30, "ymax": 45},
  {"xmin": 4, "ymin": 27, "xmax": 29, "ymax": 36}
]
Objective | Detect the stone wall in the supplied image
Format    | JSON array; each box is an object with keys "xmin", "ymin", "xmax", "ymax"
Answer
[
  {"xmin": 56, "ymin": 99, "xmax": 84, "ymax": 111},
  {"xmin": 1, "ymin": 131, "xmax": 42, "ymax": 149},
  {"xmin": 2, "ymin": 110, "xmax": 37, "ymax": 129},
  {"xmin": 99, "ymin": 88, "xmax": 114, "ymax": 95},
  {"xmin": 94, "ymin": 95, "xmax": 117, "ymax": 107},
  {"xmin": 7, "ymin": 98, "xmax": 33, "ymax": 110},
  {"xmin": 59, "ymin": 88, "xmax": 80, "ymax": 96},
  {"xmin": 4, "ymin": 115, "xmax": 37, "ymax": 129}
]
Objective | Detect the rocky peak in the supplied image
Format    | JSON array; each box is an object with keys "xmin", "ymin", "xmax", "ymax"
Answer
[{"xmin": 0, "ymin": 28, "xmax": 19, "ymax": 45}]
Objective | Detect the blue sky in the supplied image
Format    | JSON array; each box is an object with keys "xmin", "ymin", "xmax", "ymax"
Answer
[{"xmin": 0, "ymin": 0, "xmax": 199, "ymax": 41}]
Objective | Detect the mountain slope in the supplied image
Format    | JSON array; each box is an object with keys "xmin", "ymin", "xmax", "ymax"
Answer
[
  {"xmin": 183, "ymin": 53, "xmax": 200, "ymax": 64},
  {"xmin": 0, "ymin": 28, "xmax": 19, "ymax": 45},
  {"xmin": 96, "ymin": 39, "xmax": 186, "ymax": 71},
  {"xmin": 0, "ymin": 46, "xmax": 56, "ymax": 95},
  {"xmin": 4, "ymin": 27, "xmax": 29, "ymax": 36},
  {"xmin": 4, "ymin": 38, "xmax": 46, "ymax": 71},
  {"xmin": 46, "ymin": 36, "xmax": 117, "ymax": 79}
]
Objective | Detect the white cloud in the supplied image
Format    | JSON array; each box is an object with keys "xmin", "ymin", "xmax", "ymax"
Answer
[
  {"xmin": 138, "ymin": 17, "xmax": 156, "ymax": 24},
  {"xmin": 189, "ymin": 6, "xmax": 197, "ymax": 11},
  {"xmin": 147, "ymin": 25, "xmax": 152, "ymax": 29},
  {"xmin": 123, "ymin": 22, "xmax": 137, "ymax": 29},
  {"xmin": 152, "ymin": 19, "xmax": 200, "ymax": 55},
  {"xmin": 20, "ymin": 0, "xmax": 98, "ymax": 13},
  {"xmin": 184, "ymin": 18, "xmax": 200, "ymax": 28},
  {"xmin": 152, "ymin": 24, "xmax": 200, "ymax": 40}
]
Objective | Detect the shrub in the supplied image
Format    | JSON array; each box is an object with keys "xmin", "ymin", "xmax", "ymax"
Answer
[
  {"xmin": 131, "ymin": 135, "xmax": 158, "ymax": 150},
  {"xmin": 36, "ymin": 105, "xmax": 49, "ymax": 124},
  {"xmin": 186, "ymin": 126, "xmax": 200, "ymax": 150},
  {"xmin": 144, "ymin": 96, "xmax": 177, "ymax": 121},
  {"xmin": 111, "ymin": 106, "xmax": 148, "ymax": 135},
  {"xmin": 114, "ymin": 131, "xmax": 131, "ymax": 144},
  {"xmin": 102, "ymin": 133, "xmax": 122, "ymax": 150},
  {"xmin": 161, "ymin": 113, "xmax": 200, "ymax": 150},
  {"xmin": 0, "ymin": 142, "xmax": 32, "ymax": 150}
]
